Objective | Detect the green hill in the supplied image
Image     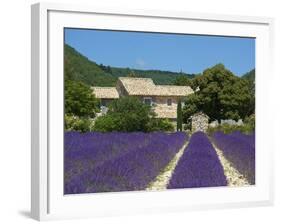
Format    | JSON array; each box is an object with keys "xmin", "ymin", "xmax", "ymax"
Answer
[
  {"xmin": 64, "ymin": 44, "xmax": 194, "ymax": 86},
  {"xmin": 109, "ymin": 67, "xmax": 195, "ymax": 85},
  {"xmin": 64, "ymin": 44, "xmax": 117, "ymax": 86}
]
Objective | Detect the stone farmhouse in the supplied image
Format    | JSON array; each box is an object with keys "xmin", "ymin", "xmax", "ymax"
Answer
[{"xmin": 91, "ymin": 77, "xmax": 194, "ymax": 120}]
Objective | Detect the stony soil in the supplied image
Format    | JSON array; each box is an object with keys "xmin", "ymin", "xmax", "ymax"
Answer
[
  {"xmin": 146, "ymin": 141, "xmax": 189, "ymax": 191},
  {"xmin": 212, "ymin": 143, "xmax": 250, "ymax": 187}
]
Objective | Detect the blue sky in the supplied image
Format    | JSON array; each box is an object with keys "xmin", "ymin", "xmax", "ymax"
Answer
[{"xmin": 64, "ymin": 28, "xmax": 255, "ymax": 76}]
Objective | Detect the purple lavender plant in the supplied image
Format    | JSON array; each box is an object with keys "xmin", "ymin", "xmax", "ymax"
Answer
[
  {"xmin": 64, "ymin": 131, "xmax": 188, "ymax": 194},
  {"xmin": 212, "ymin": 131, "xmax": 255, "ymax": 184},
  {"xmin": 229, "ymin": 131, "xmax": 255, "ymax": 148},
  {"xmin": 168, "ymin": 132, "xmax": 227, "ymax": 189},
  {"xmin": 64, "ymin": 131, "xmax": 158, "ymax": 184}
]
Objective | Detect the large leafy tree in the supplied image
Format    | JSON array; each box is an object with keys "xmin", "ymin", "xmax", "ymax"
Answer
[
  {"xmin": 183, "ymin": 64, "xmax": 254, "ymax": 122},
  {"xmin": 65, "ymin": 80, "xmax": 99, "ymax": 117}
]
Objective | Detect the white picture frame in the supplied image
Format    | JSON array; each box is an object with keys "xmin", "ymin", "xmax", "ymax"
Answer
[{"xmin": 31, "ymin": 2, "xmax": 274, "ymax": 221}]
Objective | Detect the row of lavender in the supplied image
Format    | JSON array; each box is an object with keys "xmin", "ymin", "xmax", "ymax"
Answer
[
  {"xmin": 65, "ymin": 132, "xmax": 157, "ymax": 183},
  {"xmin": 212, "ymin": 131, "xmax": 255, "ymax": 184},
  {"xmin": 168, "ymin": 132, "xmax": 227, "ymax": 189},
  {"xmin": 65, "ymin": 131, "xmax": 188, "ymax": 194}
]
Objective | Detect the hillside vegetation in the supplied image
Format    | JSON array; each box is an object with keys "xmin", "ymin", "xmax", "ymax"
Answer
[
  {"xmin": 64, "ymin": 44, "xmax": 195, "ymax": 86},
  {"xmin": 64, "ymin": 44, "xmax": 117, "ymax": 86}
]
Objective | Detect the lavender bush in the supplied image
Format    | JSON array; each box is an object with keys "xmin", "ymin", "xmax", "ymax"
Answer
[
  {"xmin": 64, "ymin": 131, "xmax": 154, "ymax": 183},
  {"xmin": 65, "ymin": 131, "xmax": 188, "ymax": 194},
  {"xmin": 168, "ymin": 132, "xmax": 227, "ymax": 189},
  {"xmin": 212, "ymin": 131, "xmax": 255, "ymax": 184},
  {"xmin": 229, "ymin": 131, "xmax": 255, "ymax": 148}
]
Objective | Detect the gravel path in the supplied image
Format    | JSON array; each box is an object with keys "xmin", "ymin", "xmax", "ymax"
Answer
[
  {"xmin": 211, "ymin": 142, "xmax": 250, "ymax": 187},
  {"xmin": 146, "ymin": 141, "xmax": 189, "ymax": 191}
]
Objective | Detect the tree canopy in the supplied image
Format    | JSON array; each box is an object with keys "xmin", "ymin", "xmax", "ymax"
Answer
[
  {"xmin": 65, "ymin": 80, "xmax": 99, "ymax": 117},
  {"xmin": 182, "ymin": 64, "xmax": 254, "ymax": 122}
]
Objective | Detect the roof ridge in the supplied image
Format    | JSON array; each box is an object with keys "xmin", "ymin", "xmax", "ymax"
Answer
[
  {"xmin": 91, "ymin": 86, "xmax": 117, "ymax": 89},
  {"xmin": 118, "ymin": 77, "xmax": 153, "ymax": 80}
]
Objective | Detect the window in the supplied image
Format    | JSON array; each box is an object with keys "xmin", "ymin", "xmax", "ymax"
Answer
[
  {"xmin": 144, "ymin": 97, "xmax": 152, "ymax": 106},
  {"xmin": 167, "ymin": 98, "xmax": 172, "ymax": 106}
]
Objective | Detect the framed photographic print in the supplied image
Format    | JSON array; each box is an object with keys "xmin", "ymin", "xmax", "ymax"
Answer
[{"xmin": 31, "ymin": 2, "xmax": 274, "ymax": 221}]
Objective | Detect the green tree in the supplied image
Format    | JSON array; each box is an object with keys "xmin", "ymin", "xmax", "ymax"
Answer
[
  {"xmin": 94, "ymin": 96, "xmax": 174, "ymax": 132},
  {"xmin": 94, "ymin": 96, "xmax": 152, "ymax": 132},
  {"xmin": 65, "ymin": 80, "xmax": 99, "ymax": 117},
  {"xmin": 177, "ymin": 100, "xmax": 183, "ymax": 131},
  {"xmin": 174, "ymin": 75, "xmax": 192, "ymax": 86},
  {"xmin": 182, "ymin": 64, "xmax": 254, "ymax": 122}
]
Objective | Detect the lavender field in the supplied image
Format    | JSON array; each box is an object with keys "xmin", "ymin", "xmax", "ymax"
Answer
[
  {"xmin": 212, "ymin": 131, "xmax": 255, "ymax": 184},
  {"xmin": 64, "ymin": 131, "xmax": 188, "ymax": 194},
  {"xmin": 64, "ymin": 131, "xmax": 255, "ymax": 194}
]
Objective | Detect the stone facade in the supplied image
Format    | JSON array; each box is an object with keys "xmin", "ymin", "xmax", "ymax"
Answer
[
  {"xmin": 191, "ymin": 112, "xmax": 209, "ymax": 133},
  {"xmin": 148, "ymin": 96, "xmax": 179, "ymax": 120},
  {"xmin": 92, "ymin": 77, "xmax": 194, "ymax": 120}
]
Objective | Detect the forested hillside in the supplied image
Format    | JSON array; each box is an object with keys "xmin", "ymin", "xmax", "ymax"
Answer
[
  {"xmin": 64, "ymin": 44, "xmax": 195, "ymax": 86},
  {"xmin": 110, "ymin": 67, "xmax": 196, "ymax": 85},
  {"xmin": 64, "ymin": 44, "xmax": 117, "ymax": 86}
]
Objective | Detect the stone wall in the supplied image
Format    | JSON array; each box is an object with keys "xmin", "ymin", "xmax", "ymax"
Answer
[
  {"xmin": 152, "ymin": 96, "xmax": 179, "ymax": 119},
  {"xmin": 191, "ymin": 112, "xmax": 209, "ymax": 133},
  {"xmin": 209, "ymin": 119, "xmax": 244, "ymax": 128}
]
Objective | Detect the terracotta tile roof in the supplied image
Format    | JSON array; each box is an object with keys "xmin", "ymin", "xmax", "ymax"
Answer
[
  {"xmin": 118, "ymin": 77, "xmax": 194, "ymax": 96},
  {"xmin": 91, "ymin": 87, "xmax": 119, "ymax": 99}
]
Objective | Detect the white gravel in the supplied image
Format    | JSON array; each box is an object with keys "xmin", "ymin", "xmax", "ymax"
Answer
[
  {"xmin": 212, "ymin": 143, "xmax": 250, "ymax": 187},
  {"xmin": 146, "ymin": 141, "xmax": 189, "ymax": 191}
]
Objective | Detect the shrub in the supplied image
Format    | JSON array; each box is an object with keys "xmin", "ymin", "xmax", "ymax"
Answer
[
  {"xmin": 147, "ymin": 118, "xmax": 174, "ymax": 132},
  {"xmin": 94, "ymin": 96, "xmax": 152, "ymax": 132},
  {"xmin": 65, "ymin": 115, "xmax": 94, "ymax": 132},
  {"xmin": 93, "ymin": 96, "xmax": 175, "ymax": 132},
  {"xmin": 93, "ymin": 115, "xmax": 121, "ymax": 132},
  {"xmin": 244, "ymin": 114, "xmax": 255, "ymax": 131},
  {"xmin": 207, "ymin": 114, "xmax": 255, "ymax": 135}
]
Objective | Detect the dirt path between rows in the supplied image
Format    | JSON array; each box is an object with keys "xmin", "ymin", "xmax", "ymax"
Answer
[
  {"xmin": 146, "ymin": 141, "xmax": 189, "ymax": 191},
  {"xmin": 211, "ymin": 142, "xmax": 250, "ymax": 187}
]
